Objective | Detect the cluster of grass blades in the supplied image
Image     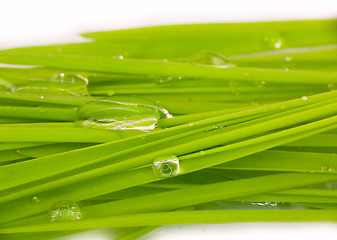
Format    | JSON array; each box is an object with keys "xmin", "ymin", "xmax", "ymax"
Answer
[{"xmin": 0, "ymin": 19, "xmax": 337, "ymax": 240}]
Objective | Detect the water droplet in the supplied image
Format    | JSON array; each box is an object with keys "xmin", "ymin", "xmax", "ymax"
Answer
[
  {"xmin": 15, "ymin": 73, "xmax": 89, "ymax": 96},
  {"xmin": 76, "ymin": 100, "xmax": 161, "ymax": 131},
  {"xmin": 112, "ymin": 54, "xmax": 124, "ymax": 60},
  {"xmin": 150, "ymin": 75, "xmax": 175, "ymax": 87},
  {"xmin": 40, "ymin": 96, "xmax": 45, "ymax": 99},
  {"xmin": 262, "ymin": 32, "xmax": 283, "ymax": 49},
  {"xmin": 251, "ymin": 201, "xmax": 279, "ymax": 207},
  {"xmin": 285, "ymin": 55, "xmax": 292, "ymax": 62},
  {"xmin": 188, "ymin": 122, "xmax": 194, "ymax": 126},
  {"xmin": 191, "ymin": 51, "xmax": 236, "ymax": 68},
  {"xmin": 152, "ymin": 154, "xmax": 180, "ymax": 178},
  {"xmin": 284, "ymin": 64, "xmax": 292, "ymax": 72},
  {"xmin": 320, "ymin": 162, "xmax": 331, "ymax": 172},
  {"xmin": 0, "ymin": 78, "xmax": 15, "ymax": 92},
  {"xmin": 229, "ymin": 80, "xmax": 240, "ymax": 95},
  {"xmin": 199, "ymin": 151, "xmax": 206, "ymax": 156},
  {"xmin": 139, "ymin": 135, "xmax": 146, "ymax": 140},
  {"xmin": 255, "ymin": 81, "xmax": 265, "ymax": 88},
  {"xmin": 242, "ymin": 71, "xmax": 250, "ymax": 78},
  {"xmin": 301, "ymin": 96, "xmax": 308, "ymax": 101},
  {"xmin": 107, "ymin": 90, "xmax": 115, "ymax": 96},
  {"xmin": 157, "ymin": 107, "xmax": 173, "ymax": 119},
  {"xmin": 328, "ymin": 83, "xmax": 336, "ymax": 91},
  {"xmin": 32, "ymin": 196, "xmax": 40, "ymax": 204},
  {"xmin": 48, "ymin": 200, "xmax": 81, "ymax": 223}
]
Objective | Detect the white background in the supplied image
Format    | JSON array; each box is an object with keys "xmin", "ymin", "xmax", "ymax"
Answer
[{"xmin": 1, "ymin": 0, "xmax": 337, "ymax": 239}]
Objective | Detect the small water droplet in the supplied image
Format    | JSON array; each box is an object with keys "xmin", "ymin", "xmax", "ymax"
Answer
[
  {"xmin": 284, "ymin": 64, "xmax": 292, "ymax": 72},
  {"xmin": 40, "ymin": 96, "xmax": 45, "ymax": 99},
  {"xmin": 320, "ymin": 162, "xmax": 331, "ymax": 172},
  {"xmin": 191, "ymin": 51, "xmax": 236, "ymax": 68},
  {"xmin": 255, "ymin": 81, "xmax": 265, "ymax": 88},
  {"xmin": 243, "ymin": 71, "xmax": 250, "ymax": 78},
  {"xmin": 107, "ymin": 90, "xmax": 115, "ymax": 96},
  {"xmin": 0, "ymin": 78, "xmax": 15, "ymax": 92},
  {"xmin": 76, "ymin": 100, "xmax": 161, "ymax": 131},
  {"xmin": 139, "ymin": 135, "xmax": 146, "ymax": 140},
  {"xmin": 199, "ymin": 151, "xmax": 206, "ymax": 155},
  {"xmin": 32, "ymin": 196, "xmax": 40, "ymax": 204},
  {"xmin": 152, "ymin": 154, "xmax": 180, "ymax": 178},
  {"xmin": 188, "ymin": 122, "xmax": 194, "ymax": 126},
  {"xmin": 48, "ymin": 200, "xmax": 81, "ymax": 223},
  {"xmin": 229, "ymin": 80, "xmax": 240, "ymax": 95},
  {"xmin": 262, "ymin": 32, "xmax": 283, "ymax": 49},
  {"xmin": 328, "ymin": 83, "xmax": 336, "ymax": 91},
  {"xmin": 301, "ymin": 96, "xmax": 308, "ymax": 101},
  {"xmin": 150, "ymin": 75, "xmax": 175, "ymax": 87},
  {"xmin": 112, "ymin": 54, "xmax": 124, "ymax": 60},
  {"xmin": 285, "ymin": 55, "xmax": 292, "ymax": 62}
]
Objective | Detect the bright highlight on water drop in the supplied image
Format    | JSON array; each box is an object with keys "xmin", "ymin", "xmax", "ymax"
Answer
[
  {"xmin": 48, "ymin": 200, "xmax": 81, "ymax": 223},
  {"xmin": 152, "ymin": 154, "xmax": 180, "ymax": 178},
  {"xmin": 262, "ymin": 32, "xmax": 283, "ymax": 49},
  {"xmin": 32, "ymin": 196, "xmax": 40, "ymax": 204}
]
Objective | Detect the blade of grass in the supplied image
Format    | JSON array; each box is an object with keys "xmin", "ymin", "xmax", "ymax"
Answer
[
  {"xmin": 114, "ymin": 226, "xmax": 159, "ymax": 240},
  {"xmin": 283, "ymin": 133, "xmax": 337, "ymax": 147},
  {"xmin": 1, "ymin": 54, "xmax": 337, "ymax": 84},
  {"xmin": 0, "ymin": 142, "xmax": 48, "ymax": 151},
  {"xmin": 0, "ymin": 126, "xmax": 142, "ymax": 142},
  {"xmin": 0, "ymin": 150, "xmax": 29, "ymax": 163},
  {"xmin": 0, "ymin": 106, "xmax": 76, "ymax": 121},
  {"xmin": 215, "ymin": 150, "xmax": 337, "ymax": 173},
  {"xmin": 17, "ymin": 143, "xmax": 95, "ymax": 158},
  {"xmin": 1, "ymin": 209, "xmax": 337, "ymax": 234}
]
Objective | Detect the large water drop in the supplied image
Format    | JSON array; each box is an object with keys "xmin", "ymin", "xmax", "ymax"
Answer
[
  {"xmin": 48, "ymin": 200, "xmax": 81, "ymax": 223},
  {"xmin": 76, "ymin": 100, "xmax": 161, "ymax": 130},
  {"xmin": 152, "ymin": 154, "xmax": 180, "ymax": 178},
  {"xmin": 15, "ymin": 73, "xmax": 89, "ymax": 96}
]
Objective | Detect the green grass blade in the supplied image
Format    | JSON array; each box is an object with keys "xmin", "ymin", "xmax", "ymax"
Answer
[
  {"xmin": 0, "ymin": 106, "xmax": 76, "ymax": 121},
  {"xmin": 215, "ymin": 150, "xmax": 337, "ymax": 173},
  {"xmin": 1, "ymin": 53, "xmax": 337, "ymax": 84},
  {"xmin": 1, "ymin": 209, "xmax": 337, "ymax": 234}
]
